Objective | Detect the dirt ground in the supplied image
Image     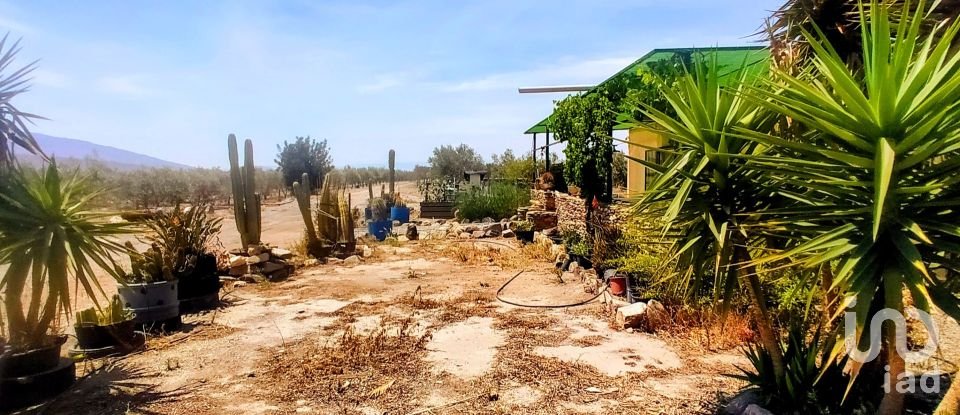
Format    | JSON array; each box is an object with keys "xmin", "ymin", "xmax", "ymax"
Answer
[
  {"xmin": 15, "ymin": 181, "xmax": 960, "ymax": 414},
  {"xmin": 16, "ymin": 182, "xmax": 754, "ymax": 415},
  {"xmin": 41, "ymin": 240, "xmax": 749, "ymax": 415}
]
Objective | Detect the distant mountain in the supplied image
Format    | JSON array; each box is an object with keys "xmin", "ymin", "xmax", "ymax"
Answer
[{"xmin": 15, "ymin": 133, "xmax": 190, "ymax": 170}]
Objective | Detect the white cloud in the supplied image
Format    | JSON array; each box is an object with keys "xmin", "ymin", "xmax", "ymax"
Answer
[
  {"xmin": 96, "ymin": 74, "xmax": 157, "ymax": 98},
  {"xmin": 0, "ymin": 16, "xmax": 36, "ymax": 35},
  {"xmin": 31, "ymin": 69, "xmax": 67, "ymax": 88},
  {"xmin": 357, "ymin": 74, "xmax": 403, "ymax": 93},
  {"xmin": 437, "ymin": 56, "xmax": 636, "ymax": 93}
]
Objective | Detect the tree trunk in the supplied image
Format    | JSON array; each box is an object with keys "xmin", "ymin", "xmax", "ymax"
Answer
[
  {"xmin": 878, "ymin": 272, "xmax": 906, "ymax": 415},
  {"xmin": 734, "ymin": 244, "xmax": 786, "ymax": 381},
  {"xmin": 821, "ymin": 263, "xmax": 837, "ymax": 322},
  {"xmin": 934, "ymin": 380, "xmax": 960, "ymax": 414}
]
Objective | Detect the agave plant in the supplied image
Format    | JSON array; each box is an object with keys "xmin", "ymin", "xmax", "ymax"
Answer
[
  {"xmin": 743, "ymin": 2, "xmax": 960, "ymax": 413},
  {"xmin": 626, "ymin": 52, "xmax": 787, "ymax": 378},
  {"xmin": 0, "ymin": 162, "xmax": 131, "ymax": 350}
]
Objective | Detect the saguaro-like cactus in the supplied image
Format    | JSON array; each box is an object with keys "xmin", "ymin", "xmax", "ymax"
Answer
[
  {"xmin": 292, "ymin": 172, "xmax": 319, "ymax": 249},
  {"xmin": 228, "ymin": 134, "xmax": 262, "ymax": 248},
  {"xmin": 388, "ymin": 149, "xmax": 396, "ymax": 197}
]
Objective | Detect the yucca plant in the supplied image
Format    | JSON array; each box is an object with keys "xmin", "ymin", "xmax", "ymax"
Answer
[
  {"xmin": 742, "ymin": 2, "xmax": 960, "ymax": 413},
  {"xmin": 0, "ymin": 34, "xmax": 44, "ymax": 166},
  {"xmin": 0, "ymin": 162, "xmax": 131, "ymax": 350},
  {"xmin": 626, "ymin": 52, "xmax": 787, "ymax": 378},
  {"xmin": 734, "ymin": 324, "xmax": 860, "ymax": 414}
]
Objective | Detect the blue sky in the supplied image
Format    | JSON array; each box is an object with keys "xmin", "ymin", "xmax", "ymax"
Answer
[{"xmin": 2, "ymin": 0, "xmax": 781, "ymax": 169}]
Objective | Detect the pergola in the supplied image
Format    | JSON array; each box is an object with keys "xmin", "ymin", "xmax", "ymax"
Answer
[{"xmin": 520, "ymin": 46, "xmax": 769, "ymax": 183}]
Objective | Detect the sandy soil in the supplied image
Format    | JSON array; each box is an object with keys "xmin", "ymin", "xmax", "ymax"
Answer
[
  {"xmin": 40, "ymin": 241, "xmax": 750, "ymax": 414},
  {"xmin": 19, "ymin": 183, "xmax": 754, "ymax": 414},
  {"xmin": 12, "ymin": 180, "xmax": 960, "ymax": 414}
]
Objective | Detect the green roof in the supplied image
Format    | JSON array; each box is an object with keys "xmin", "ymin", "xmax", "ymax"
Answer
[{"xmin": 524, "ymin": 46, "xmax": 770, "ymax": 134}]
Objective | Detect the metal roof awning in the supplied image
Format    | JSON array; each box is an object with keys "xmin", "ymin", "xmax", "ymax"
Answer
[{"xmin": 523, "ymin": 46, "xmax": 770, "ymax": 135}]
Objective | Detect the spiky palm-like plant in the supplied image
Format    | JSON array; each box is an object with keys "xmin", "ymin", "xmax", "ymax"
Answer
[
  {"xmin": 0, "ymin": 163, "xmax": 131, "ymax": 349},
  {"xmin": 628, "ymin": 53, "xmax": 786, "ymax": 378},
  {"xmin": 0, "ymin": 34, "xmax": 44, "ymax": 165},
  {"xmin": 766, "ymin": 0, "xmax": 960, "ymax": 74},
  {"xmin": 743, "ymin": 2, "xmax": 960, "ymax": 413}
]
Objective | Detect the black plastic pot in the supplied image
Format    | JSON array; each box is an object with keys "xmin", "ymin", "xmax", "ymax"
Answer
[
  {"xmin": 74, "ymin": 320, "xmax": 137, "ymax": 351},
  {"xmin": 0, "ymin": 358, "xmax": 75, "ymax": 411},
  {"xmin": 0, "ymin": 336, "xmax": 74, "ymax": 411},
  {"xmin": 515, "ymin": 230, "xmax": 534, "ymax": 243},
  {"xmin": 570, "ymin": 254, "xmax": 593, "ymax": 270},
  {"xmin": 0, "ymin": 335, "xmax": 66, "ymax": 377},
  {"xmin": 178, "ymin": 266, "xmax": 221, "ymax": 314}
]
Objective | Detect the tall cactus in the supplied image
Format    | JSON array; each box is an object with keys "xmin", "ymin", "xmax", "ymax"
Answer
[
  {"xmin": 292, "ymin": 172, "xmax": 319, "ymax": 249},
  {"xmin": 228, "ymin": 134, "xmax": 262, "ymax": 248},
  {"xmin": 368, "ymin": 182, "xmax": 374, "ymax": 200},
  {"xmin": 338, "ymin": 188, "xmax": 354, "ymax": 245},
  {"xmin": 317, "ymin": 177, "xmax": 338, "ymax": 243},
  {"xmin": 388, "ymin": 149, "xmax": 396, "ymax": 197}
]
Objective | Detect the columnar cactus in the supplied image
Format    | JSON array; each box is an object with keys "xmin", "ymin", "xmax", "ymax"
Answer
[
  {"xmin": 317, "ymin": 177, "xmax": 337, "ymax": 243},
  {"xmin": 368, "ymin": 182, "xmax": 374, "ymax": 200},
  {"xmin": 228, "ymin": 134, "xmax": 262, "ymax": 248},
  {"xmin": 388, "ymin": 149, "xmax": 396, "ymax": 197},
  {"xmin": 292, "ymin": 172, "xmax": 319, "ymax": 248},
  {"xmin": 338, "ymin": 189, "xmax": 355, "ymax": 245}
]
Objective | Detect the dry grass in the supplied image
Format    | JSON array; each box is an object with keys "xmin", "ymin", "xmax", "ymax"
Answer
[
  {"xmin": 438, "ymin": 239, "xmax": 555, "ymax": 270},
  {"xmin": 648, "ymin": 304, "xmax": 756, "ymax": 352},
  {"xmin": 257, "ymin": 316, "xmax": 432, "ymax": 414}
]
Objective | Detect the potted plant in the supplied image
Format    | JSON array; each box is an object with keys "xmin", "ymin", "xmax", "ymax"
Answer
[
  {"xmin": 0, "ymin": 163, "xmax": 131, "ymax": 410},
  {"xmin": 390, "ymin": 194, "xmax": 410, "ymax": 224},
  {"xmin": 117, "ymin": 242, "xmax": 181, "ymax": 329},
  {"xmin": 367, "ymin": 197, "xmax": 392, "ymax": 241},
  {"xmin": 568, "ymin": 239, "xmax": 593, "ymax": 270},
  {"xmin": 73, "ymin": 295, "xmax": 141, "ymax": 356},
  {"xmin": 150, "ymin": 203, "xmax": 223, "ymax": 312},
  {"xmin": 513, "ymin": 220, "xmax": 535, "ymax": 243}
]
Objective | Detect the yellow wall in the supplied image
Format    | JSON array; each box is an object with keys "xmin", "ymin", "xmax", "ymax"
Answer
[{"xmin": 626, "ymin": 127, "xmax": 667, "ymax": 198}]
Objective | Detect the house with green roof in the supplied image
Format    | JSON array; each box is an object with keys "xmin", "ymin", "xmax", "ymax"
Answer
[{"xmin": 524, "ymin": 46, "xmax": 769, "ymax": 196}]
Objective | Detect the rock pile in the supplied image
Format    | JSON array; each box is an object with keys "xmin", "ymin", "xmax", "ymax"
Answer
[{"xmin": 228, "ymin": 244, "xmax": 295, "ymax": 281}]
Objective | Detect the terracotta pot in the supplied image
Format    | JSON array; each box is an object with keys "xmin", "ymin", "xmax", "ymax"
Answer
[{"xmin": 608, "ymin": 276, "xmax": 627, "ymax": 296}]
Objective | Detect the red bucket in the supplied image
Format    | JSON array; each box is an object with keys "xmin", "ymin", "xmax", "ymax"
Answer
[{"xmin": 608, "ymin": 276, "xmax": 627, "ymax": 296}]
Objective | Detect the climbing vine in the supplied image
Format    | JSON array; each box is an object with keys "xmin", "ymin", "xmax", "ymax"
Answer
[{"xmin": 551, "ymin": 93, "xmax": 614, "ymax": 201}]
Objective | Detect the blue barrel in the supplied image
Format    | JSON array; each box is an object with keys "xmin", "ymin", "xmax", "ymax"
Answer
[
  {"xmin": 367, "ymin": 220, "xmax": 392, "ymax": 241},
  {"xmin": 390, "ymin": 206, "xmax": 410, "ymax": 224}
]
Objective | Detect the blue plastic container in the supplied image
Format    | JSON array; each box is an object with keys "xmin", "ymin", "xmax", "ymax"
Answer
[
  {"xmin": 390, "ymin": 206, "xmax": 410, "ymax": 224},
  {"xmin": 367, "ymin": 220, "xmax": 392, "ymax": 241}
]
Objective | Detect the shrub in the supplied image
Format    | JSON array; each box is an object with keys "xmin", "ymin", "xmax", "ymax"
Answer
[{"xmin": 455, "ymin": 183, "xmax": 529, "ymax": 221}]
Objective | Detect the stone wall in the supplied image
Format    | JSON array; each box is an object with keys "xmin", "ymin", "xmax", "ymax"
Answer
[{"xmin": 556, "ymin": 192, "xmax": 587, "ymax": 237}]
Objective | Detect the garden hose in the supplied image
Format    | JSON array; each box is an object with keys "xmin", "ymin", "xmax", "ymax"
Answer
[{"xmin": 495, "ymin": 270, "xmax": 608, "ymax": 309}]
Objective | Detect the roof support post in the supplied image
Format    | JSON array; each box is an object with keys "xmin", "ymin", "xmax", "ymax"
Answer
[
  {"xmin": 545, "ymin": 128, "xmax": 551, "ymax": 171},
  {"xmin": 532, "ymin": 133, "xmax": 538, "ymax": 185}
]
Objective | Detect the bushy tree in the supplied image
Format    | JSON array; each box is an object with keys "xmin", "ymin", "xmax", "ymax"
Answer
[
  {"xmin": 427, "ymin": 144, "xmax": 484, "ymax": 179},
  {"xmin": 489, "ymin": 149, "xmax": 534, "ymax": 184},
  {"xmin": 275, "ymin": 136, "xmax": 333, "ymax": 190}
]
